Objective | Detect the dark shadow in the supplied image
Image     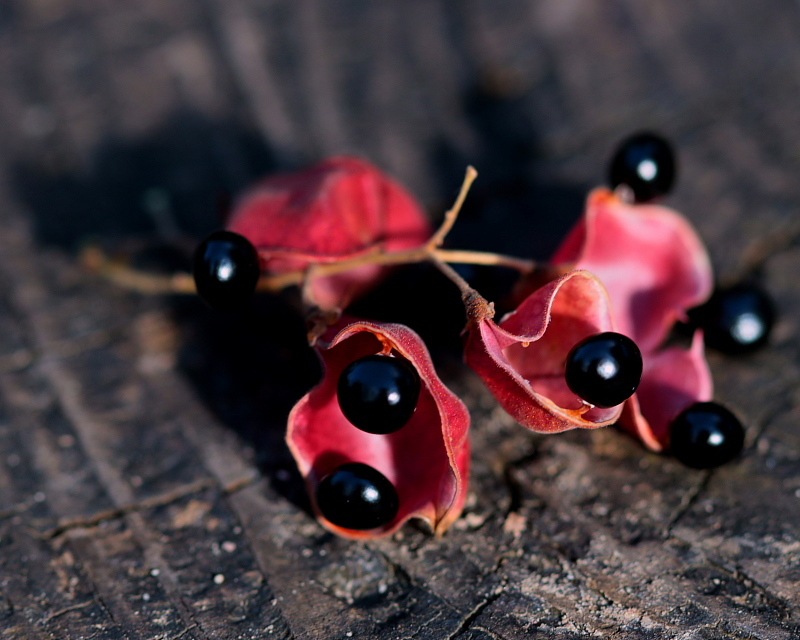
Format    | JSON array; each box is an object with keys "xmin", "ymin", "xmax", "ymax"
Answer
[
  {"xmin": 347, "ymin": 262, "xmax": 468, "ymax": 358},
  {"xmin": 13, "ymin": 109, "xmax": 278, "ymax": 249},
  {"xmin": 430, "ymin": 78, "xmax": 589, "ymax": 312},
  {"xmin": 10, "ymin": 110, "xmax": 321, "ymax": 510},
  {"xmin": 0, "ymin": 0, "xmax": 19, "ymax": 32},
  {"xmin": 172, "ymin": 291, "xmax": 320, "ymax": 512}
]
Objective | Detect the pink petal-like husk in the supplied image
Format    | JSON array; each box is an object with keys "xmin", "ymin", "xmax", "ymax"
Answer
[
  {"xmin": 551, "ymin": 188, "xmax": 715, "ymax": 451},
  {"xmin": 465, "ymin": 270, "xmax": 623, "ymax": 432},
  {"xmin": 286, "ymin": 320, "xmax": 470, "ymax": 539},
  {"xmin": 227, "ymin": 156, "xmax": 432, "ymax": 309},
  {"xmin": 552, "ymin": 188, "xmax": 713, "ymax": 354},
  {"xmin": 619, "ymin": 330, "xmax": 713, "ymax": 451}
]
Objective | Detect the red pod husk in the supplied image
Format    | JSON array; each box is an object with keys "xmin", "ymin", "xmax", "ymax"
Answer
[
  {"xmin": 552, "ymin": 188, "xmax": 714, "ymax": 450},
  {"xmin": 287, "ymin": 319, "xmax": 470, "ymax": 539},
  {"xmin": 465, "ymin": 270, "xmax": 624, "ymax": 432},
  {"xmin": 226, "ymin": 156, "xmax": 432, "ymax": 310}
]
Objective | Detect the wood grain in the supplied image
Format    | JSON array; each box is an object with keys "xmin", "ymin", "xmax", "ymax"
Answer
[{"xmin": 1, "ymin": 1, "xmax": 799, "ymax": 637}]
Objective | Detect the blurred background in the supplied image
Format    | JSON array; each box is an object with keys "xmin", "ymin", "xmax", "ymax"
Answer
[{"xmin": 6, "ymin": 0, "xmax": 800, "ymax": 271}]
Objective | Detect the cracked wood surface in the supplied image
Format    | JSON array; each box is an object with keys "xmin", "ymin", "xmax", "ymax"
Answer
[{"xmin": 1, "ymin": 1, "xmax": 800, "ymax": 638}]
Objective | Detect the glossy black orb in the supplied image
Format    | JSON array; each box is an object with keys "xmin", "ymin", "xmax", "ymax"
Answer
[
  {"xmin": 670, "ymin": 402, "xmax": 744, "ymax": 469},
  {"xmin": 193, "ymin": 230, "xmax": 260, "ymax": 311},
  {"xmin": 316, "ymin": 463, "xmax": 400, "ymax": 530},
  {"xmin": 565, "ymin": 332, "xmax": 643, "ymax": 408},
  {"xmin": 609, "ymin": 132, "xmax": 676, "ymax": 203},
  {"xmin": 689, "ymin": 284, "xmax": 775, "ymax": 355},
  {"xmin": 338, "ymin": 355, "xmax": 421, "ymax": 434}
]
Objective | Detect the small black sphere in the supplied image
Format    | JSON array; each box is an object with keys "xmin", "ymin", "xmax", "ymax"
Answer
[
  {"xmin": 689, "ymin": 284, "xmax": 775, "ymax": 355},
  {"xmin": 193, "ymin": 230, "xmax": 260, "ymax": 311},
  {"xmin": 338, "ymin": 355, "xmax": 421, "ymax": 434},
  {"xmin": 316, "ymin": 463, "xmax": 400, "ymax": 530},
  {"xmin": 609, "ymin": 132, "xmax": 676, "ymax": 203},
  {"xmin": 670, "ymin": 402, "xmax": 744, "ymax": 469},
  {"xmin": 565, "ymin": 332, "xmax": 643, "ymax": 408}
]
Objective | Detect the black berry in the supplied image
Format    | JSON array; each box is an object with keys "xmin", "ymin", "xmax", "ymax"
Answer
[
  {"xmin": 193, "ymin": 230, "xmax": 260, "ymax": 311},
  {"xmin": 670, "ymin": 402, "xmax": 744, "ymax": 469},
  {"xmin": 609, "ymin": 132, "xmax": 676, "ymax": 203},
  {"xmin": 338, "ymin": 355, "xmax": 421, "ymax": 434},
  {"xmin": 689, "ymin": 284, "xmax": 774, "ymax": 355},
  {"xmin": 565, "ymin": 332, "xmax": 643, "ymax": 408},
  {"xmin": 316, "ymin": 463, "xmax": 399, "ymax": 530}
]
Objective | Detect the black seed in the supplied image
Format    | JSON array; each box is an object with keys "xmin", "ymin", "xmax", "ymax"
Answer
[
  {"xmin": 193, "ymin": 230, "xmax": 260, "ymax": 311},
  {"xmin": 565, "ymin": 332, "xmax": 643, "ymax": 408},
  {"xmin": 609, "ymin": 132, "xmax": 676, "ymax": 202},
  {"xmin": 670, "ymin": 402, "xmax": 744, "ymax": 469},
  {"xmin": 689, "ymin": 284, "xmax": 775, "ymax": 355},
  {"xmin": 316, "ymin": 463, "xmax": 399, "ymax": 530},
  {"xmin": 338, "ymin": 355, "xmax": 421, "ymax": 434}
]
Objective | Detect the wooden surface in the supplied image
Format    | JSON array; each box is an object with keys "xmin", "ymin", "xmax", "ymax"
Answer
[{"xmin": 1, "ymin": 1, "xmax": 800, "ymax": 638}]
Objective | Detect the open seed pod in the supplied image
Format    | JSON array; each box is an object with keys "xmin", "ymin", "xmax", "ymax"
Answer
[
  {"xmin": 465, "ymin": 270, "xmax": 627, "ymax": 432},
  {"xmin": 287, "ymin": 319, "xmax": 470, "ymax": 539},
  {"xmin": 551, "ymin": 188, "xmax": 714, "ymax": 450}
]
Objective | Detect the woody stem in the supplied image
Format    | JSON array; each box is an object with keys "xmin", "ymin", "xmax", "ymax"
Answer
[
  {"xmin": 426, "ymin": 166, "xmax": 478, "ymax": 249},
  {"xmin": 433, "ymin": 248, "xmax": 534, "ymax": 272},
  {"xmin": 82, "ymin": 243, "xmax": 536, "ymax": 295},
  {"xmin": 82, "ymin": 165, "xmax": 533, "ymax": 301},
  {"xmin": 428, "ymin": 255, "xmax": 495, "ymax": 321},
  {"xmin": 428, "ymin": 255, "xmax": 475, "ymax": 298},
  {"xmin": 260, "ymin": 244, "xmax": 536, "ymax": 292}
]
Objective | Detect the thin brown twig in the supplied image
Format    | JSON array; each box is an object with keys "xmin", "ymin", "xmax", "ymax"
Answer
[
  {"xmin": 81, "ymin": 246, "xmax": 197, "ymax": 294},
  {"xmin": 45, "ymin": 599, "xmax": 96, "ymax": 622},
  {"xmin": 429, "ymin": 254, "xmax": 477, "ymax": 299},
  {"xmin": 83, "ymin": 165, "xmax": 534, "ymax": 302},
  {"xmin": 434, "ymin": 248, "xmax": 534, "ymax": 272},
  {"xmin": 428, "ymin": 254, "xmax": 495, "ymax": 322},
  {"xmin": 426, "ymin": 166, "xmax": 478, "ymax": 249}
]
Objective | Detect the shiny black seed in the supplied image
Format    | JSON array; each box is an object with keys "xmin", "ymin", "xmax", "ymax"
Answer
[
  {"xmin": 609, "ymin": 132, "xmax": 676, "ymax": 202},
  {"xmin": 316, "ymin": 463, "xmax": 399, "ymax": 530},
  {"xmin": 689, "ymin": 284, "xmax": 775, "ymax": 355},
  {"xmin": 338, "ymin": 355, "xmax": 421, "ymax": 434},
  {"xmin": 565, "ymin": 332, "xmax": 643, "ymax": 408},
  {"xmin": 193, "ymin": 230, "xmax": 260, "ymax": 311},
  {"xmin": 670, "ymin": 402, "xmax": 744, "ymax": 469}
]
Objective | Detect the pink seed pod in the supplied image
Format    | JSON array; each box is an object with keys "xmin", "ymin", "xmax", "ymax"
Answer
[
  {"xmin": 287, "ymin": 319, "xmax": 470, "ymax": 539},
  {"xmin": 465, "ymin": 269, "xmax": 624, "ymax": 433},
  {"xmin": 551, "ymin": 188, "xmax": 714, "ymax": 450},
  {"xmin": 226, "ymin": 156, "xmax": 432, "ymax": 310}
]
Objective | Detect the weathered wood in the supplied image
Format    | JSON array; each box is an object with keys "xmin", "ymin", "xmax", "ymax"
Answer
[{"xmin": 1, "ymin": 1, "xmax": 800, "ymax": 638}]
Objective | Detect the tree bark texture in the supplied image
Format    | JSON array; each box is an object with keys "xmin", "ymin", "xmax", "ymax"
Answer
[{"xmin": 0, "ymin": 1, "xmax": 799, "ymax": 638}]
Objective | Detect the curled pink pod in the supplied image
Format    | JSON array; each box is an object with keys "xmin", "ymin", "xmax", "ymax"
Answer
[
  {"xmin": 226, "ymin": 156, "xmax": 432, "ymax": 310},
  {"xmin": 287, "ymin": 319, "xmax": 470, "ymax": 539},
  {"xmin": 551, "ymin": 188, "xmax": 714, "ymax": 450},
  {"xmin": 465, "ymin": 270, "xmax": 626, "ymax": 433}
]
